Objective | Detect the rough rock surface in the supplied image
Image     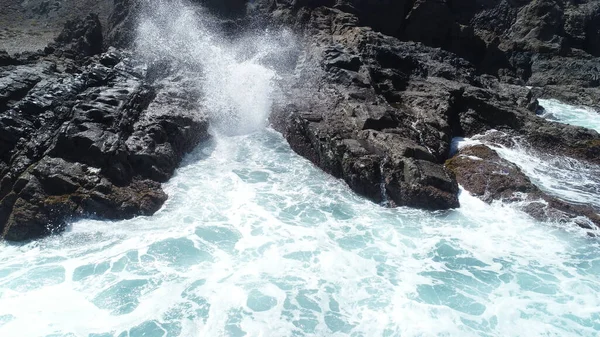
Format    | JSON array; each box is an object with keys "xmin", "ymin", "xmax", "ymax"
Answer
[
  {"xmin": 0, "ymin": 0, "xmax": 113, "ymax": 54},
  {"xmin": 0, "ymin": 18, "xmax": 209, "ymax": 241},
  {"xmin": 263, "ymin": 2, "xmax": 600, "ymax": 209},
  {"xmin": 253, "ymin": 0, "xmax": 600, "ymax": 230}
]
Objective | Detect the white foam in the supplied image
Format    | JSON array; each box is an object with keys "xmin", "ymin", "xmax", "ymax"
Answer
[
  {"xmin": 538, "ymin": 99, "xmax": 600, "ymax": 133},
  {"xmin": 1, "ymin": 133, "xmax": 599, "ymax": 337},
  {"xmin": 136, "ymin": 0, "xmax": 295, "ymax": 135},
  {"xmin": 490, "ymin": 142, "xmax": 600, "ymax": 210}
]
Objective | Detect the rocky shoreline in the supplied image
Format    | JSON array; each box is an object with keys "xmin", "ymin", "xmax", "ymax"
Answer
[
  {"xmin": 264, "ymin": 1, "xmax": 600, "ymax": 223},
  {"xmin": 0, "ymin": 11, "xmax": 209, "ymax": 240},
  {"xmin": 1, "ymin": 0, "xmax": 600, "ymax": 240}
]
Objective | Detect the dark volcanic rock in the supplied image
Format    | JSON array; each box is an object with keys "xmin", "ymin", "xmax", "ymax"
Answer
[
  {"xmin": 106, "ymin": 0, "xmax": 141, "ymax": 49},
  {"xmin": 447, "ymin": 145, "xmax": 600, "ymax": 231},
  {"xmin": 298, "ymin": 0, "xmax": 600, "ymax": 87},
  {"xmin": 0, "ymin": 47, "xmax": 209, "ymax": 241},
  {"xmin": 0, "ymin": 51, "xmax": 18, "ymax": 67},
  {"xmin": 52, "ymin": 13, "xmax": 104, "ymax": 57},
  {"xmin": 2, "ymin": 0, "xmax": 600, "ymax": 238},
  {"xmin": 1, "ymin": 157, "xmax": 167, "ymax": 241},
  {"xmin": 532, "ymin": 85, "xmax": 600, "ymax": 110},
  {"xmin": 269, "ymin": 7, "xmax": 464, "ymax": 210},
  {"xmin": 259, "ymin": 0, "xmax": 600, "ymax": 226}
]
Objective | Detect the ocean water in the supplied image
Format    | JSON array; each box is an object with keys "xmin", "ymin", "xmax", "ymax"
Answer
[
  {"xmin": 1, "ymin": 130, "xmax": 599, "ymax": 337},
  {"xmin": 1, "ymin": 1, "xmax": 599, "ymax": 336},
  {"xmin": 492, "ymin": 142, "xmax": 600, "ymax": 210},
  {"xmin": 538, "ymin": 99, "xmax": 600, "ymax": 133}
]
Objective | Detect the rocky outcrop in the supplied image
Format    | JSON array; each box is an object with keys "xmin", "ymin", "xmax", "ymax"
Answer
[
  {"xmin": 2, "ymin": 0, "xmax": 600, "ymax": 239},
  {"xmin": 257, "ymin": 0, "xmax": 600, "ymax": 229},
  {"xmin": 269, "ymin": 8, "xmax": 464, "ymax": 210},
  {"xmin": 0, "ymin": 18, "xmax": 209, "ymax": 241},
  {"xmin": 447, "ymin": 144, "xmax": 600, "ymax": 231},
  {"xmin": 50, "ymin": 13, "xmax": 104, "ymax": 58},
  {"xmin": 264, "ymin": 0, "xmax": 600, "ymax": 88}
]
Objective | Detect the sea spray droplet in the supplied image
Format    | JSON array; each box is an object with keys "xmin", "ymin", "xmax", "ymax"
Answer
[
  {"xmin": 1, "ymin": 1, "xmax": 600, "ymax": 335},
  {"xmin": 135, "ymin": 0, "xmax": 290, "ymax": 136}
]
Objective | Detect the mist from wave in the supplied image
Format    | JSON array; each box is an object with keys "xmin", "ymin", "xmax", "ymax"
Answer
[{"xmin": 135, "ymin": 0, "xmax": 295, "ymax": 135}]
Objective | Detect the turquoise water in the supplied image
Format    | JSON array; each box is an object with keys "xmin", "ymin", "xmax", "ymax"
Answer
[{"xmin": 0, "ymin": 130, "xmax": 599, "ymax": 337}]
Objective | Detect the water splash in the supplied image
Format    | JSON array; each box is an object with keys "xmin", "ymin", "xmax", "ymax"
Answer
[
  {"xmin": 0, "ymin": 3, "xmax": 599, "ymax": 337},
  {"xmin": 451, "ymin": 128, "xmax": 600, "ymax": 211},
  {"xmin": 491, "ymin": 141, "xmax": 600, "ymax": 210},
  {"xmin": 135, "ymin": 0, "xmax": 295, "ymax": 135}
]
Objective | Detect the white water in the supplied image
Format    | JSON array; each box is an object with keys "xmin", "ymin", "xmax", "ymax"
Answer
[
  {"xmin": 538, "ymin": 99, "xmax": 600, "ymax": 133},
  {"xmin": 453, "ymin": 131, "xmax": 600, "ymax": 211},
  {"xmin": 1, "ymin": 130, "xmax": 599, "ymax": 337},
  {"xmin": 492, "ymin": 142, "xmax": 600, "ymax": 210},
  {"xmin": 1, "ymin": 2, "xmax": 600, "ymax": 336}
]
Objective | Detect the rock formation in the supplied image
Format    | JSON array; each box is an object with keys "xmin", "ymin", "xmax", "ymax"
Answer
[
  {"xmin": 1, "ymin": 0, "xmax": 599, "ymax": 240},
  {"xmin": 0, "ymin": 15, "xmax": 209, "ymax": 240},
  {"xmin": 260, "ymin": 1, "xmax": 599, "ymax": 210}
]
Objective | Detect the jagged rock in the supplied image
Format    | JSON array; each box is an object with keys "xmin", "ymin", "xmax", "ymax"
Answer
[
  {"xmin": 270, "ymin": 7, "xmax": 463, "ymax": 210},
  {"xmin": 126, "ymin": 75, "xmax": 210, "ymax": 182},
  {"xmin": 51, "ymin": 13, "xmax": 104, "ymax": 57},
  {"xmin": 532, "ymin": 85, "xmax": 600, "ymax": 110},
  {"xmin": 336, "ymin": 0, "xmax": 408, "ymax": 36},
  {"xmin": 1, "ymin": 157, "xmax": 167, "ymax": 241},
  {"xmin": 106, "ymin": 0, "xmax": 140, "ymax": 49},
  {"xmin": 0, "ymin": 50, "xmax": 17, "ymax": 67},
  {"xmin": 264, "ymin": 1, "xmax": 600, "ymax": 222},
  {"xmin": 1, "ymin": 0, "xmax": 600, "ymax": 239},
  {"xmin": 0, "ymin": 49, "xmax": 209, "ymax": 241}
]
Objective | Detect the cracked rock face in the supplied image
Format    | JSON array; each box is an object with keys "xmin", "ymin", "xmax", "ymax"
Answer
[
  {"xmin": 2, "ymin": 0, "xmax": 600, "ymax": 239},
  {"xmin": 0, "ymin": 18, "xmax": 209, "ymax": 241},
  {"xmin": 263, "ymin": 1, "xmax": 600, "ymax": 228}
]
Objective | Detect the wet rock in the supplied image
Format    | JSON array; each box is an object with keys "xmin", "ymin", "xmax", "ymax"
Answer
[
  {"xmin": 445, "ymin": 145, "xmax": 537, "ymax": 203},
  {"xmin": 2, "ymin": 0, "xmax": 600, "ymax": 237},
  {"xmin": 263, "ymin": 0, "xmax": 600, "ymax": 221},
  {"xmin": 1, "ymin": 157, "xmax": 167, "ymax": 241},
  {"xmin": 447, "ymin": 144, "xmax": 600, "ymax": 230},
  {"xmin": 0, "ymin": 50, "xmax": 18, "ymax": 66},
  {"xmin": 126, "ymin": 75, "xmax": 210, "ymax": 182},
  {"xmin": 270, "ymin": 7, "xmax": 462, "ymax": 210},
  {"xmin": 337, "ymin": 0, "xmax": 408, "ymax": 37},
  {"xmin": 106, "ymin": 0, "xmax": 141, "ymax": 49},
  {"xmin": 532, "ymin": 85, "xmax": 600, "ymax": 110}
]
